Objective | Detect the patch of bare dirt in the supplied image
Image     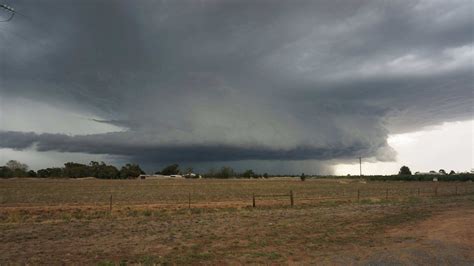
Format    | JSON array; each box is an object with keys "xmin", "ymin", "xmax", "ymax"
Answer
[
  {"xmin": 358, "ymin": 205, "xmax": 474, "ymax": 265},
  {"xmin": 390, "ymin": 207, "xmax": 474, "ymax": 248}
]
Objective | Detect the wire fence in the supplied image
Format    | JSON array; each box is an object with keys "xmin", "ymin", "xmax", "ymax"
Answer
[
  {"xmin": 248, "ymin": 184, "xmax": 474, "ymax": 208},
  {"xmin": 1, "ymin": 180, "xmax": 474, "ymax": 211}
]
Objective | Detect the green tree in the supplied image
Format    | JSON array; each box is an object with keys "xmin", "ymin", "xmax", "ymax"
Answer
[
  {"xmin": 0, "ymin": 166, "xmax": 13, "ymax": 178},
  {"xmin": 241, "ymin": 169, "xmax": 255, "ymax": 178},
  {"xmin": 37, "ymin": 167, "xmax": 63, "ymax": 178},
  {"xmin": 439, "ymin": 169, "xmax": 446, "ymax": 175},
  {"xmin": 159, "ymin": 164, "xmax": 180, "ymax": 175},
  {"xmin": 102, "ymin": 165, "xmax": 120, "ymax": 179},
  {"xmin": 64, "ymin": 162, "xmax": 91, "ymax": 178},
  {"xmin": 36, "ymin": 169, "xmax": 49, "ymax": 178},
  {"xmin": 398, "ymin": 166, "xmax": 412, "ymax": 175},
  {"xmin": 89, "ymin": 161, "xmax": 101, "ymax": 177},
  {"xmin": 27, "ymin": 170, "xmax": 37, "ymax": 177},
  {"xmin": 90, "ymin": 161, "xmax": 120, "ymax": 179},
  {"xmin": 449, "ymin": 170, "xmax": 456, "ymax": 175},
  {"xmin": 120, "ymin": 163, "xmax": 144, "ymax": 179}
]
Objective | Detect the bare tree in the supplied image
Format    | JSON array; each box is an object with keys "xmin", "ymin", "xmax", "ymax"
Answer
[{"xmin": 5, "ymin": 160, "xmax": 28, "ymax": 171}]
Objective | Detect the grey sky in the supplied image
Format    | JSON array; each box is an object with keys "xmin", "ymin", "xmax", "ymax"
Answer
[{"xmin": 0, "ymin": 0, "xmax": 473, "ymax": 173}]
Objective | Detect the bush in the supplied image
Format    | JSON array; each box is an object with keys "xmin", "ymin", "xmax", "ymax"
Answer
[{"xmin": 300, "ymin": 173, "xmax": 306, "ymax": 181}]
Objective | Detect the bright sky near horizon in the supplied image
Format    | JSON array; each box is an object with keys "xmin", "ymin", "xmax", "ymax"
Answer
[{"xmin": 335, "ymin": 120, "xmax": 474, "ymax": 175}]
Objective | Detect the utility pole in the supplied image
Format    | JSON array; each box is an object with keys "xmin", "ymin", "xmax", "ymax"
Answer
[{"xmin": 359, "ymin": 157, "xmax": 362, "ymax": 176}]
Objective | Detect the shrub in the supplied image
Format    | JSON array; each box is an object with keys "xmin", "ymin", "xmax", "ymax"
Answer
[{"xmin": 300, "ymin": 173, "xmax": 306, "ymax": 181}]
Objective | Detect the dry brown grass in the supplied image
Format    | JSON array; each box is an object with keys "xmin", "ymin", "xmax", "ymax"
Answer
[
  {"xmin": 1, "ymin": 178, "xmax": 471, "ymax": 207},
  {"xmin": 0, "ymin": 178, "xmax": 473, "ymax": 264}
]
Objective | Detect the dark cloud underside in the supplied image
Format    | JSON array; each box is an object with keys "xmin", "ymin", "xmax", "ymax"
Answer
[{"xmin": 0, "ymin": 0, "xmax": 472, "ymax": 172}]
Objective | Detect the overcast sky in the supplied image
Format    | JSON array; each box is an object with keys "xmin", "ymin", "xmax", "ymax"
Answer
[{"xmin": 0, "ymin": 0, "xmax": 473, "ymax": 174}]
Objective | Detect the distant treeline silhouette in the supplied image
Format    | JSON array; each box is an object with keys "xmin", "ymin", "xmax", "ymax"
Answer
[
  {"xmin": 0, "ymin": 160, "xmax": 473, "ymax": 181},
  {"xmin": 156, "ymin": 164, "xmax": 269, "ymax": 179},
  {"xmin": 316, "ymin": 174, "xmax": 474, "ymax": 182},
  {"xmin": 0, "ymin": 160, "xmax": 144, "ymax": 179}
]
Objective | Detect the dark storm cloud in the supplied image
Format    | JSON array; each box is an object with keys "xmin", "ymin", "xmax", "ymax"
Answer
[
  {"xmin": 0, "ymin": 130, "xmax": 378, "ymax": 162},
  {"xmin": 1, "ymin": 0, "xmax": 472, "ymax": 172},
  {"xmin": 0, "ymin": 131, "xmax": 38, "ymax": 150}
]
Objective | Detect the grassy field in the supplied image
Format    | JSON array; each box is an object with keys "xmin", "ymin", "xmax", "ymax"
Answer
[
  {"xmin": 1, "ymin": 178, "xmax": 473, "ymax": 264},
  {"xmin": 1, "ymin": 178, "xmax": 472, "ymax": 207}
]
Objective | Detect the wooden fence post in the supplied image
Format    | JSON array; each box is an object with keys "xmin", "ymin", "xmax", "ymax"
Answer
[
  {"xmin": 109, "ymin": 194, "xmax": 113, "ymax": 214},
  {"xmin": 290, "ymin": 190, "xmax": 294, "ymax": 207},
  {"xmin": 252, "ymin": 193, "xmax": 256, "ymax": 208},
  {"xmin": 357, "ymin": 189, "xmax": 360, "ymax": 202}
]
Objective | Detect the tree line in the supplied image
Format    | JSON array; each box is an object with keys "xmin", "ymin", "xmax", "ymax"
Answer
[
  {"xmin": 1, "ymin": 160, "xmax": 472, "ymax": 181},
  {"xmin": 155, "ymin": 164, "xmax": 269, "ymax": 179},
  {"xmin": 0, "ymin": 160, "xmax": 270, "ymax": 179},
  {"xmin": 0, "ymin": 160, "xmax": 144, "ymax": 179},
  {"xmin": 398, "ymin": 165, "xmax": 457, "ymax": 176}
]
